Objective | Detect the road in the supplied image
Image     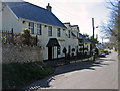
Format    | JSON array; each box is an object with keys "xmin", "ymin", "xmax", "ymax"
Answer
[
  {"xmin": 24, "ymin": 50, "xmax": 118, "ymax": 90},
  {"xmin": 49, "ymin": 50, "xmax": 118, "ymax": 89}
]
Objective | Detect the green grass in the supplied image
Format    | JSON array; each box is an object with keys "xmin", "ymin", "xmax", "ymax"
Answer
[
  {"xmin": 112, "ymin": 49, "xmax": 118, "ymax": 53},
  {"xmin": 2, "ymin": 61, "xmax": 55, "ymax": 89}
]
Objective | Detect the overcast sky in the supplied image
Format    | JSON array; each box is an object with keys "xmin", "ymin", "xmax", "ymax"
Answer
[{"xmin": 8, "ymin": 0, "xmax": 111, "ymax": 42}]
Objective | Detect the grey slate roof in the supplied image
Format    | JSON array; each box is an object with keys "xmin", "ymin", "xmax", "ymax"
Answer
[
  {"xmin": 79, "ymin": 33, "xmax": 91, "ymax": 43},
  {"xmin": 5, "ymin": 2, "xmax": 66, "ymax": 28}
]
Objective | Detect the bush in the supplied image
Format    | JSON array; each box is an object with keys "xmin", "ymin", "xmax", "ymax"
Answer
[
  {"xmin": 14, "ymin": 28, "xmax": 38, "ymax": 46},
  {"xmin": 2, "ymin": 62, "xmax": 55, "ymax": 89}
]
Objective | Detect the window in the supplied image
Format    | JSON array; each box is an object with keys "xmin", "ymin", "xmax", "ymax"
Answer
[
  {"xmin": 68, "ymin": 45, "xmax": 71, "ymax": 53},
  {"xmin": 68, "ymin": 30, "xmax": 71, "ymax": 38},
  {"xmin": 77, "ymin": 32, "xmax": 79, "ymax": 38},
  {"xmin": 29, "ymin": 22, "xmax": 34, "ymax": 34},
  {"xmin": 37, "ymin": 24, "xmax": 42, "ymax": 35},
  {"xmin": 57, "ymin": 28, "xmax": 61, "ymax": 37},
  {"xmin": 58, "ymin": 47, "xmax": 61, "ymax": 55},
  {"xmin": 48, "ymin": 26, "xmax": 52, "ymax": 36}
]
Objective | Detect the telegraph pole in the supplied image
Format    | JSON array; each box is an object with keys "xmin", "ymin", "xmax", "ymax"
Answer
[
  {"xmin": 92, "ymin": 18, "xmax": 95, "ymax": 61},
  {"xmin": 92, "ymin": 18, "xmax": 95, "ymax": 46}
]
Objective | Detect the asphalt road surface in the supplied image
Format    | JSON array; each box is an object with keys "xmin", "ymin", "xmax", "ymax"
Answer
[
  {"xmin": 48, "ymin": 50, "xmax": 118, "ymax": 89},
  {"xmin": 24, "ymin": 50, "xmax": 118, "ymax": 90}
]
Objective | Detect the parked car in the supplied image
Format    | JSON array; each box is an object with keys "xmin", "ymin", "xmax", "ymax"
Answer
[{"xmin": 99, "ymin": 53, "xmax": 106, "ymax": 57}]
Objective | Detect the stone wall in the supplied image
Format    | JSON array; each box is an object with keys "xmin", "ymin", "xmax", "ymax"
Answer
[{"xmin": 2, "ymin": 44, "xmax": 43, "ymax": 63}]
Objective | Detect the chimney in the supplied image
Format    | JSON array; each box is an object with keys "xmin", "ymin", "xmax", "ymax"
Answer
[{"xmin": 46, "ymin": 3, "xmax": 52, "ymax": 12}]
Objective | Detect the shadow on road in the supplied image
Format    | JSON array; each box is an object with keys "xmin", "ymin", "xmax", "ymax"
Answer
[{"xmin": 23, "ymin": 57, "xmax": 113, "ymax": 90}]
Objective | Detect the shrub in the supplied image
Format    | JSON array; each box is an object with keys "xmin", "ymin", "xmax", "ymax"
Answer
[
  {"xmin": 2, "ymin": 62, "xmax": 55, "ymax": 89},
  {"xmin": 14, "ymin": 28, "xmax": 38, "ymax": 46}
]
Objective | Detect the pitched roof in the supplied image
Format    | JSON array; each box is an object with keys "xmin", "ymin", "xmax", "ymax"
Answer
[
  {"xmin": 79, "ymin": 33, "xmax": 91, "ymax": 43},
  {"xmin": 5, "ymin": 2, "xmax": 66, "ymax": 28}
]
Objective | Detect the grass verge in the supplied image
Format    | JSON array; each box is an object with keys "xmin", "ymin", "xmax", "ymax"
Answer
[
  {"xmin": 112, "ymin": 49, "xmax": 118, "ymax": 53},
  {"xmin": 2, "ymin": 61, "xmax": 55, "ymax": 89}
]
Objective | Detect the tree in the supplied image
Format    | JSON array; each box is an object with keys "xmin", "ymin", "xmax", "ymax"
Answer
[
  {"xmin": 100, "ymin": 0, "xmax": 120, "ymax": 55},
  {"xmin": 83, "ymin": 33, "xmax": 99, "ymax": 44}
]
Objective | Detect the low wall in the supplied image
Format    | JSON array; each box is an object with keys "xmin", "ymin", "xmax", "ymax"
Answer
[{"xmin": 2, "ymin": 44, "xmax": 43, "ymax": 63}]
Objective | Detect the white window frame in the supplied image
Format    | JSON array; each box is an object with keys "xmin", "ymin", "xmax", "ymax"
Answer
[
  {"xmin": 37, "ymin": 24, "xmax": 42, "ymax": 35},
  {"xmin": 48, "ymin": 26, "xmax": 52, "ymax": 36},
  {"xmin": 29, "ymin": 22, "xmax": 34, "ymax": 34}
]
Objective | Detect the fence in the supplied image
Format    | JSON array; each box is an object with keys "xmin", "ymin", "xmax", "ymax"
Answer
[{"xmin": 1, "ymin": 29, "xmax": 38, "ymax": 46}]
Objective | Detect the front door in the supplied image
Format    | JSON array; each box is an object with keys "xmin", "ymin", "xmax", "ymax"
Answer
[{"xmin": 48, "ymin": 47, "xmax": 52, "ymax": 60}]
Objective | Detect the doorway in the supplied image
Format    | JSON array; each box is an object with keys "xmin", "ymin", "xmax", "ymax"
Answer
[{"xmin": 48, "ymin": 47, "xmax": 52, "ymax": 60}]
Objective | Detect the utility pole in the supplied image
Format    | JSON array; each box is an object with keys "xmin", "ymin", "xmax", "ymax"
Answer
[
  {"xmin": 92, "ymin": 18, "xmax": 95, "ymax": 46},
  {"xmin": 92, "ymin": 18, "xmax": 95, "ymax": 61}
]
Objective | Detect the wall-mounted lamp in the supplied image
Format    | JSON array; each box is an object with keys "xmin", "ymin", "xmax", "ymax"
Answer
[{"xmin": 44, "ymin": 25, "xmax": 47, "ymax": 27}]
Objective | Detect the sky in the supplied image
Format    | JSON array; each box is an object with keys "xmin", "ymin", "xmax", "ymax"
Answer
[{"xmin": 6, "ymin": 0, "xmax": 112, "ymax": 43}]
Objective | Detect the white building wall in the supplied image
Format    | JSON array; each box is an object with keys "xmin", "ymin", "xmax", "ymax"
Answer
[
  {"xmin": 64, "ymin": 23, "xmax": 79, "ymax": 57},
  {"xmin": 2, "ymin": 6, "xmax": 29, "ymax": 33},
  {"xmin": 2, "ymin": 6, "xmax": 80, "ymax": 61},
  {"xmin": 2, "ymin": 5, "xmax": 20, "ymax": 33},
  {"xmin": 37, "ymin": 24, "xmax": 66, "ymax": 60}
]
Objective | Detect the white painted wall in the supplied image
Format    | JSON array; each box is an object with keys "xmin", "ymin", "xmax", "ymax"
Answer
[
  {"xmin": 2, "ymin": 6, "xmax": 80, "ymax": 60},
  {"xmin": 2, "ymin": 5, "xmax": 20, "ymax": 33},
  {"xmin": 64, "ymin": 23, "xmax": 79, "ymax": 57}
]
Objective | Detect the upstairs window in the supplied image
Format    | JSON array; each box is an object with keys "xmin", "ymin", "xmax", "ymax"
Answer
[
  {"xmin": 29, "ymin": 22, "xmax": 34, "ymax": 34},
  {"xmin": 37, "ymin": 24, "xmax": 42, "ymax": 35},
  {"xmin": 57, "ymin": 28, "xmax": 61, "ymax": 37},
  {"xmin": 68, "ymin": 30, "xmax": 71, "ymax": 38},
  {"xmin": 48, "ymin": 26, "xmax": 52, "ymax": 36}
]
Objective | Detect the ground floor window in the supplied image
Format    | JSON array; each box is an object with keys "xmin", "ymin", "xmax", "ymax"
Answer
[
  {"xmin": 58, "ymin": 46, "xmax": 61, "ymax": 55},
  {"xmin": 68, "ymin": 45, "xmax": 71, "ymax": 53}
]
